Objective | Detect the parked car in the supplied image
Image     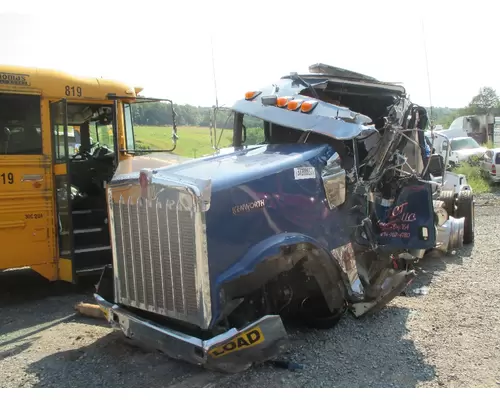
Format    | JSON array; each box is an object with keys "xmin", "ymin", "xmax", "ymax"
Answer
[
  {"xmin": 481, "ymin": 148, "xmax": 500, "ymax": 183},
  {"xmin": 426, "ymin": 133, "xmax": 487, "ymax": 167}
]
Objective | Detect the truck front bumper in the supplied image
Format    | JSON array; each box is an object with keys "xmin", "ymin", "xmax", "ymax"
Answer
[{"xmin": 94, "ymin": 294, "xmax": 288, "ymax": 373}]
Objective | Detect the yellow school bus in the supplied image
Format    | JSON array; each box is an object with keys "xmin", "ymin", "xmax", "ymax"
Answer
[{"xmin": 0, "ymin": 65, "xmax": 177, "ymax": 283}]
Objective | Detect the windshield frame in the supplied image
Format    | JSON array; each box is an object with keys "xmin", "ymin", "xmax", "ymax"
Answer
[{"xmin": 119, "ymin": 96, "xmax": 178, "ymax": 154}]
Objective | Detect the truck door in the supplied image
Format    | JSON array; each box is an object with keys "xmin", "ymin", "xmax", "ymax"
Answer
[
  {"xmin": 0, "ymin": 93, "xmax": 55, "ymax": 279},
  {"xmin": 51, "ymin": 98, "xmax": 76, "ymax": 282}
]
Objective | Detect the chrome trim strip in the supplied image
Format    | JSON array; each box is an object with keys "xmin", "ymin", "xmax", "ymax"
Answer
[
  {"xmin": 119, "ymin": 197, "xmax": 130, "ymax": 300},
  {"xmin": 21, "ymin": 174, "xmax": 43, "ymax": 182},
  {"xmin": 108, "ymin": 188, "xmax": 121, "ymax": 304},
  {"xmin": 72, "ymin": 210, "xmax": 92, "ymax": 215},
  {"xmin": 75, "ymin": 228, "xmax": 102, "ymax": 234},
  {"xmin": 156, "ymin": 201, "xmax": 167, "ymax": 311},
  {"xmin": 145, "ymin": 199, "xmax": 157, "ymax": 310},
  {"xmin": 74, "ymin": 246, "xmax": 111, "ymax": 254},
  {"xmin": 165, "ymin": 200, "xmax": 175, "ymax": 312},
  {"xmin": 176, "ymin": 204, "xmax": 186, "ymax": 314},
  {"xmin": 127, "ymin": 197, "xmax": 139, "ymax": 304},
  {"xmin": 136, "ymin": 199, "xmax": 148, "ymax": 307}
]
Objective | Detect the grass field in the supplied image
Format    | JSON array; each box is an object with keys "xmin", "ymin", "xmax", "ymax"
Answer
[
  {"xmin": 452, "ymin": 163, "xmax": 492, "ymax": 194},
  {"xmin": 133, "ymin": 125, "xmax": 233, "ymax": 158}
]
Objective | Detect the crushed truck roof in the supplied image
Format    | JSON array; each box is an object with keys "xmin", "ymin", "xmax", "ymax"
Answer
[{"xmin": 231, "ymin": 63, "xmax": 408, "ymax": 141}]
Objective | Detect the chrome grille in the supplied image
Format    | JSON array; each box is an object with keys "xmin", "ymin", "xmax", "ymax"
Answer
[{"xmin": 110, "ymin": 185, "xmax": 209, "ymax": 328}]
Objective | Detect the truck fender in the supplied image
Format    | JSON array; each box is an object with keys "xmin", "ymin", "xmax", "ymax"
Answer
[{"xmin": 215, "ymin": 233, "xmax": 350, "ymax": 318}]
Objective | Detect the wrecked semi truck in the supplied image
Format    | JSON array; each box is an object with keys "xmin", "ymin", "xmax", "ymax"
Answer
[{"xmin": 95, "ymin": 63, "xmax": 475, "ymax": 372}]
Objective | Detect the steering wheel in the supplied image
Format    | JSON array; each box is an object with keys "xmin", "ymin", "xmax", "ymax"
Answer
[
  {"xmin": 71, "ymin": 149, "xmax": 92, "ymax": 160},
  {"xmin": 71, "ymin": 141, "xmax": 100, "ymax": 160}
]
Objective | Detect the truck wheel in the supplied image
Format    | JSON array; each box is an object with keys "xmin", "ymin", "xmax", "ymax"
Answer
[
  {"xmin": 456, "ymin": 190, "xmax": 475, "ymax": 244},
  {"xmin": 439, "ymin": 190, "xmax": 455, "ymax": 216},
  {"xmin": 299, "ymin": 296, "xmax": 346, "ymax": 329}
]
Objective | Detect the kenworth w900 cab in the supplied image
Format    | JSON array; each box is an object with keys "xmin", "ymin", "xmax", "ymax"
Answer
[{"xmin": 95, "ymin": 63, "xmax": 475, "ymax": 373}]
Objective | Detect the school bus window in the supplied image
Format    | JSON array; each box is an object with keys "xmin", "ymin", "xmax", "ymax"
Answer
[
  {"xmin": 0, "ymin": 93, "xmax": 42, "ymax": 155},
  {"xmin": 90, "ymin": 121, "xmax": 114, "ymax": 150},
  {"xmin": 123, "ymin": 103, "xmax": 135, "ymax": 150},
  {"xmin": 52, "ymin": 103, "xmax": 115, "ymax": 161}
]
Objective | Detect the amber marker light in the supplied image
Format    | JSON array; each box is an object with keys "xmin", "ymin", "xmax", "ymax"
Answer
[
  {"xmin": 245, "ymin": 91, "xmax": 261, "ymax": 100},
  {"xmin": 300, "ymin": 100, "xmax": 318, "ymax": 113},
  {"xmin": 287, "ymin": 99, "xmax": 303, "ymax": 111}
]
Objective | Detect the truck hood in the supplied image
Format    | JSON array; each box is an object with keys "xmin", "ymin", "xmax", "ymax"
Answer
[
  {"xmin": 148, "ymin": 144, "xmax": 330, "ymax": 193},
  {"xmin": 114, "ymin": 152, "xmax": 191, "ymax": 176}
]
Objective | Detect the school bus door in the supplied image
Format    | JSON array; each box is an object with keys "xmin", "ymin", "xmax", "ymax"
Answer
[
  {"xmin": 50, "ymin": 98, "xmax": 76, "ymax": 283},
  {"xmin": 0, "ymin": 93, "xmax": 56, "ymax": 280}
]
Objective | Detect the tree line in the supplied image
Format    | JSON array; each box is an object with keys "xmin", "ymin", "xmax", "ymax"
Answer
[
  {"xmin": 427, "ymin": 86, "xmax": 499, "ymax": 128},
  {"xmin": 131, "ymin": 86, "xmax": 500, "ymax": 130},
  {"xmin": 131, "ymin": 102, "xmax": 236, "ymax": 128}
]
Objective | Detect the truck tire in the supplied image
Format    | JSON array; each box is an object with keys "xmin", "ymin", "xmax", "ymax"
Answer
[
  {"xmin": 439, "ymin": 190, "xmax": 455, "ymax": 216},
  {"xmin": 299, "ymin": 296, "xmax": 346, "ymax": 329},
  {"xmin": 456, "ymin": 190, "xmax": 475, "ymax": 244}
]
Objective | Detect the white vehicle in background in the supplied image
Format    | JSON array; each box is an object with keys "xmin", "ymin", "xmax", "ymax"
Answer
[
  {"xmin": 444, "ymin": 114, "xmax": 495, "ymax": 145},
  {"xmin": 426, "ymin": 132, "xmax": 487, "ymax": 167},
  {"xmin": 446, "ymin": 137, "xmax": 487, "ymax": 166},
  {"xmin": 481, "ymin": 149, "xmax": 500, "ymax": 183}
]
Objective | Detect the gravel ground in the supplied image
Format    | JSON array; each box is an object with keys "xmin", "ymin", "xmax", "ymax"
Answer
[{"xmin": 1, "ymin": 195, "xmax": 500, "ymax": 388}]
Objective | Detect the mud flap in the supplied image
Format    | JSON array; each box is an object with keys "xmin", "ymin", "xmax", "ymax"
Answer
[{"xmin": 350, "ymin": 270, "xmax": 415, "ymax": 317}]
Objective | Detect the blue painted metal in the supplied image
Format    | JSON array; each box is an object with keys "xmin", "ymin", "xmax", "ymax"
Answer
[
  {"xmin": 164, "ymin": 142, "xmax": 352, "ymax": 327},
  {"xmin": 374, "ymin": 184, "xmax": 437, "ymax": 249},
  {"xmin": 143, "ymin": 143, "xmax": 436, "ymax": 327}
]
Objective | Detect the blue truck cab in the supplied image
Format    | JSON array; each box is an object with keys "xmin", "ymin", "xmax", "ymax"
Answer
[{"xmin": 95, "ymin": 63, "xmax": 470, "ymax": 373}]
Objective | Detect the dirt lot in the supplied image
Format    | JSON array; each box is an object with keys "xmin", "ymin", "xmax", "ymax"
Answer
[{"xmin": 1, "ymin": 196, "xmax": 500, "ymax": 388}]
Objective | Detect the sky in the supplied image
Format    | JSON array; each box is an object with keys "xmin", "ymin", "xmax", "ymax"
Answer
[{"xmin": 1, "ymin": 0, "xmax": 498, "ymax": 109}]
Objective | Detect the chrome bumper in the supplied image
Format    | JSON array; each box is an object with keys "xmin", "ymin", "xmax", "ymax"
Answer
[{"xmin": 94, "ymin": 294, "xmax": 288, "ymax": 373}]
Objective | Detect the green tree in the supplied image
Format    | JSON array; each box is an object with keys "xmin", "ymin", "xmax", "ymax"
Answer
[{"xmin": 467, "ymin": 86, "xmax": 499, "ymax": 115}]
